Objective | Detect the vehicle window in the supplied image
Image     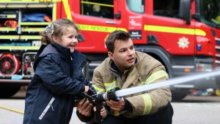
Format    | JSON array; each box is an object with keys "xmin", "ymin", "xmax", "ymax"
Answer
[
  {"xmin": 80, "ymin": 0, "xmax": 114, "ymax": 19},
  {"xmin": 154, "ymin": 0, "xmax": 179, "ymax": 18},
  {"xmin": 200, "ymin": 0, "xmax": 219, "ymax": 24},
  {"xmin": 126, "ymin": 0, "xmax": 144, "ymax": 13}
]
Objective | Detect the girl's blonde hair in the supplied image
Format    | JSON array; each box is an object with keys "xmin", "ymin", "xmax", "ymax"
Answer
[{"xmin": 41, "ymin": 18, "xmax": 78, "ymax": 45}]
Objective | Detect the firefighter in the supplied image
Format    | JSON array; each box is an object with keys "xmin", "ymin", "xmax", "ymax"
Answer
[
  {"xmin": 89, "ymin": 4, "xmax": 106, "ymax": 18},
  {"xmin": 77, "ymin": 30, "xmax": 173, "ymax": 124},
  {"xmin": 23, "ymin": 19, "xmax": 90, "ymax": 124}
]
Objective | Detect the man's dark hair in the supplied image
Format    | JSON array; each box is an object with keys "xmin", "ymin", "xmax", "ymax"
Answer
[{"xmin": 105, "ymin": 30, "xmax": 131, "ymax": 52}]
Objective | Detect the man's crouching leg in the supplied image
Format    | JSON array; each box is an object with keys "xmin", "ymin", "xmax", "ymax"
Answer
[
  {"xmin": 136, "ymin": 102, "xmax": 173, "ymax": 124},
  {"xmin": 101, "ymin": 115, "xmax": 123, "ymax": 124}
]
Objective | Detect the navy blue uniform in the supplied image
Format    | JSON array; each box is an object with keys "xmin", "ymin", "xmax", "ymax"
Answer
[{"xmin": 23, "ymin": 43, "xmax": 88, "ymax": 124}]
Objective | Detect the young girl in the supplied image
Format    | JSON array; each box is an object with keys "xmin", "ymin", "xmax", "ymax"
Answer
[{"xmin": 23, "ymin": 19, "xmax": 90, "ymax": 124}]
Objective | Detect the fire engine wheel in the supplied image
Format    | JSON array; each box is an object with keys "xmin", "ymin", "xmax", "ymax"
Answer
[
  {"xmin": 0, "ymin": 54, "xmax": 20, "ymax": 75},
  {"xmin": 0, "ymin": 84, "xmax": 21, "ymax": 98}
]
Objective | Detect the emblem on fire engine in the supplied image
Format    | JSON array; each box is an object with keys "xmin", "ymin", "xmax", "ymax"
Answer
[{"xmin": 178, "ymin": 37, "xmax": 189, "ymax": 49}]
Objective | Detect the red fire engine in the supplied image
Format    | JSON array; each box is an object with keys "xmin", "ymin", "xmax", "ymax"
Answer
[{"xmin": 0, "ymin": 0, "xmax": 220, "ymax": 99}]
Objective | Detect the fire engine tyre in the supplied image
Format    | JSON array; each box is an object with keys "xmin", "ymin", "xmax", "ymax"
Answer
[{"xmin": 0, "ymin": 84, "xmax": 21, "ymax": 98}]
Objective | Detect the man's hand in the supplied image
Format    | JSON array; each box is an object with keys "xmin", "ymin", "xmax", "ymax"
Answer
[
  {"xmin": 100, "ymin": 107, "xmax": 108, "ymax": 119},
  {"xmin": 106, "ymin": 98, "xmax": 125, "ymax": 111},
  {"xmin": 76, "ymin": 98, "xmax": 93, "ymax": 117}
]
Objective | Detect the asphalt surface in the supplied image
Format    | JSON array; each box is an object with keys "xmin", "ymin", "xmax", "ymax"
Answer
[{"xmin": 0, "ymin": 89, "xmax": 219, "ymax": 124}]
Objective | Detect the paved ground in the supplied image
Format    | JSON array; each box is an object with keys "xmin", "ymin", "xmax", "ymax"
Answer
[
  {"xmin": 0, "ymin": 100, "xmax": 83, "ymax": 124},
  {"xmin": 0, "ymin": 89, "xmax": 219, "ymax": 124},
  {"xmin": 172, "ymin": 102, "xmax": 220, "ymax": 124}
]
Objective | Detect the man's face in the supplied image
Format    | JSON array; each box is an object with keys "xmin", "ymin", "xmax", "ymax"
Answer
[{"xmin": 108, "ymin": 39, "xmax": 136, "ymax": 71}]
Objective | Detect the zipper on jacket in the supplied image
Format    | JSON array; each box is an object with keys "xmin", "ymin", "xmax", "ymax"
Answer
[{"xmin": 38, "ymin": 97, "xmax": 55, "ymax": 120}]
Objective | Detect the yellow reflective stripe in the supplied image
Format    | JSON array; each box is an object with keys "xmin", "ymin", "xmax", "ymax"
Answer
[
  {"xmin": 81, "ymin": 1, "xmax": 113, "ymax": 8},
  {"xmin": 113, "ymin": 111, "xmax": 120, "ymax": 116},
  {"xmin": 144, "ymin": 25, "xmax": 206, "ymax": 36},
  {"xmin": 78, "ymin": 24, "xmax": 127, "ymax": 33},
  {"xmin": 62, "ymin": 0, "xmax": 72, "ymax": 20},
  {"xmin": 92, "ymin": 85, "xmax": 105, "ymax": 93},
  {"xmin": 104, "ymin": 80, "xmax": 116, "ymax": 91},
  {"xmin": 144, "ymin": 70, "xmax": 168, "ymax": 84},
  {"xmin": 141, "ymin": 94, "xmax": 152, "ymax": 115}
]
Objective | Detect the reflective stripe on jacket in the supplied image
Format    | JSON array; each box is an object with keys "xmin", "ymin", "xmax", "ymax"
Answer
[{"xmin": 92, "ymin": 51, "xmax": 171, "ymax": 118}]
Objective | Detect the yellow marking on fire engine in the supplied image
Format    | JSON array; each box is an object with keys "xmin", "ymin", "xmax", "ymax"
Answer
[
  {"xmin": 144, "ymin": 25, "xmax": 206, "ymax": 36},
  {"xmin": 0, "ymin": 28, "xmax": 16, "ymax": 31},
  {"xmin": 0, "ymin": 0, "xmax": 60, "ymax": 3},
  {"xmin": 81, "ymin": 1, "xmax": 113, "ymax": 8},
  {"xmin": 0, "ymin": 46, "xmax": 40, "ymax": 50},
  {"xmin": 62, "ymin": 0, "xmax": 72, "ymax": 21},
  {"xmin": 20, "ymin": 22, "xmax": 50, "ymax": 26},
  {"xmin": 0, "ymin": 105, "xmax": 24, "ymax": 115},
  {"xmin": 0, "ymin": 0, "xmax": 39, "ymax": 3},
  {"xmin": 53, "ymin": 1, "xmax": 57, "ymax": 20},
  {"xmin": 22, "ymin": 28, "xmax": 45, "ymax": 32},
  {"xmin": 0, "ymin": 35, "xmax": 41, "ymax": 40},
  {"xmin": 0, "ymin": 14, "xmax": 17, "ymax": 18},
  {"xmin": 20, "ymin": 36, "xmax": 41, "ymax": 40},
  {"xmin": 78, "ymin": 24, "xmax": 127, "ymax": 33},
  {"xmin": 0, "ymin": 35, "xmax": 19, "ymax": 39}
]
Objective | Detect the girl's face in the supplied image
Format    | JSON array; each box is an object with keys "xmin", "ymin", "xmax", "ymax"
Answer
[{"xmin": 53, "ymin": 26, "xmax": 78, "ymax": 52}]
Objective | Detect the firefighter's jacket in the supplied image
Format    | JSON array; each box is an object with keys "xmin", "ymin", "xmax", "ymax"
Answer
[
  {"xmin": 92, "ymin": 51, "xmax": 172, "ymax": 118},
  {"xmin": 23, "ymin": 43, "xmax": 88, "ymax": 124}
]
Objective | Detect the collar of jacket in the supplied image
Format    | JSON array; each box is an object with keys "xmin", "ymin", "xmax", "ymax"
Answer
[
  {"xmin": 109, "ymin": 59, "xmax": 137, "ymax": 78},
  {"xmin": 71, "ymin": 50, "xmax": 87, "ymax": 68},
  {"xmin": 109, "ymin": 59, "xmax": 141, "ymax": 88},
  {"xmin": 39, "ymin": 43, "xmax": 71, "ymax": 59},
  {"xmin": 38, "ymin": 43, "xmax": 87, "ymax": 66},
  {"xmin": 51, "ymin": 43, "xmax": 71, "ymax": 59},
  {"xmin": 51, "ymin": 43, "xmax": 87, "ymax": 66}
]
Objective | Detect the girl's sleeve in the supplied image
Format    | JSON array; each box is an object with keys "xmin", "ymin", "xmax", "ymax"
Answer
[{"xmin": 35, "ymin": 56, "xmax": 85, "ymax": 95}]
